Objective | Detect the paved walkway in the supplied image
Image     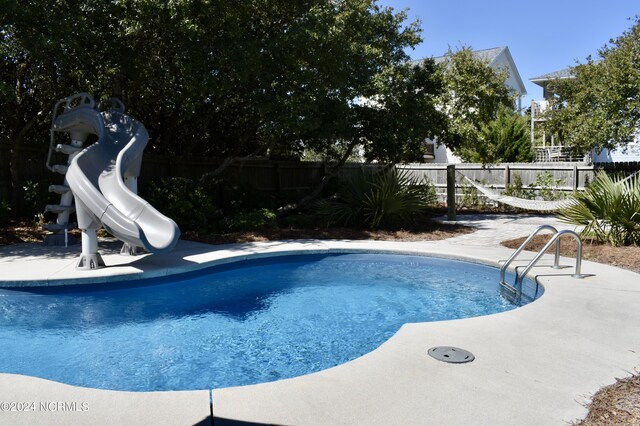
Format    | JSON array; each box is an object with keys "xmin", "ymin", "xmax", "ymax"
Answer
[{"xmin": 440, "ymin": 213, "xmax": 579, "ymax": 246}]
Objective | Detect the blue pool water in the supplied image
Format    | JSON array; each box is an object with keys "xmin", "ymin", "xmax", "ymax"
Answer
[{"xmin": 0, "ymin": 253, "xmax": 540, "ymax": 391}]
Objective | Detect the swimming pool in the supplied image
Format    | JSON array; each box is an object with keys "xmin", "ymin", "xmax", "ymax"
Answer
[{"xmin": 0, "ymin": 253, "xmax": 541, "ymax": 391}]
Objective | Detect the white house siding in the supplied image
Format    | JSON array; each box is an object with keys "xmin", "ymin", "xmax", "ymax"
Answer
[
  {"xmin": 591, "ymin": 136, "xmax": 640, "ymax": 163},
  {"xmin": 492, "ymin": 49, "xmax": 525, "ymax": 111},
  {"xmin": 423, "ymin": 46, "xmax": 526, "ymax": 164},
  {"xmin": 429, "ymin": 143, "xmax": 462, "ymax": 163}
]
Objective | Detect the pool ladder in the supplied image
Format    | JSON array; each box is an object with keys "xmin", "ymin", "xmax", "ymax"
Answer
[{"xmin": 500, "ymin": 225, "xmax": 586, "ymax": 302}]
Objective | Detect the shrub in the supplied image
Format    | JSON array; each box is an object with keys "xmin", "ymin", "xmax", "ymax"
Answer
[
  {"xmin": 535, "ymin": 171, "xmax": 565, "ymax": 201},
  {"xmin": 221, "ymin": 208, "xmax": 277, "ymax": 231},
  {"xmin": 457, "ymin": 107, "xmax": 532, "ymax": 163},
  {"xmin": 505, "ymin": 171, "xmax": 565, "ymax": 201},
  {"xmin": 316, "ymin": 167, "xmax": 436, "ymax": 229},
  {"xmin": 458, "ymin": 177, "xmax": 482, "ymax": 208},
  {"xmin": 0, "ymin": 199, "xmax": 11, "ymax": 225},
  {"xmin": 142, "ymin": 177, "xmax": 221, "ymax": 232},
  {"xmin": 505, "ymin": 173, "xmax": 534, "ymax": 200},
  {"xmin": 557, "ymin": 172, "xmax": 640, "ymax": 246},
  {"xmin": 208, "ymin": 176, "xmax": 276, "ymax": 213},
  {"xmin": 23, "ymin": 180, "xmax": 53, "ymax": 216}
]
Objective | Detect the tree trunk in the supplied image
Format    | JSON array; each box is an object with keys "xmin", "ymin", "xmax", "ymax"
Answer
[
  {"xmin": 199, "ymin": 123, "xmax": 262, "ymax": 185},
  {"xmin": 276, "ymin": 139, "xmax": 359, "ymax": 218},
  {"xmin": 199, "ymin": 155, "xmax": 238, "ymax": 185}
]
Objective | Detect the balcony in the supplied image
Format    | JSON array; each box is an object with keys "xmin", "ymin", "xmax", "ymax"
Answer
[
  {"xmin": 533, "ymin": 146, "xmax": 588, "ymax": 162},
  {"xmin": 531, "ymin": 100, "xmax": 549, "ymax": 121}
]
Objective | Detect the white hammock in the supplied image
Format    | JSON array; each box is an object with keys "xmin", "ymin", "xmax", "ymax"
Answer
[{"xmin": 461, "ymin": 176, "xmax": 576, "ymax": 211}]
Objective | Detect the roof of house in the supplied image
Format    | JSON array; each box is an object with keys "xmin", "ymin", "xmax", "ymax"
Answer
[
  {"xmin": 411, "ymin": 46, "xmax": 527, "ymax": 96},
  {"xmin": 529, "ymin": 67, "xmax": 574, "ymax": 86},
  {"xmin": 411, "ymin": 46, "xmax": 506, "ymax": 67},
  {"xmin": 433, "ymin": 46, "xmax": 505, "ymax": 66}
]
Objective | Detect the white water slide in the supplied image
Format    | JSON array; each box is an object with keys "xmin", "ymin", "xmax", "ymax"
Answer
[{"xmin": 50, "ymin": 93, "xmax": 179, "ymax": 269}]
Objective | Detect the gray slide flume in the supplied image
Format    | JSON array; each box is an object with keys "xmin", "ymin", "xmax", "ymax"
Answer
[{"xmin": 53, "ymin": 100, "xmax": 180, "ymax": 268}]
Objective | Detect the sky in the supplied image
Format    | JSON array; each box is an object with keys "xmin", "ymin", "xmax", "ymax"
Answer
[{"xmin": 377, "ymin": 0, "xmax": 638, "ymax": 107}]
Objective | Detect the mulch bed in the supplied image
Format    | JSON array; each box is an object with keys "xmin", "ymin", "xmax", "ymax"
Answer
[
  {"xmin": 1, "ymin": 217, "xmax": 473, "ymax": 247},
  {"xmin": 573, "ymin": 374, "xmax": 640, "ymax": 426},
  {"xmin": 183, "ymin": 221, "xmax": 474, "ymax": 245},
  {"xmin": 501, "ymin": 234, "xmax": 640, "ymax": 274}
]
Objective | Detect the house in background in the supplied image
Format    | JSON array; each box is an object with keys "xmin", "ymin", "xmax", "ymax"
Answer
[
  {"xmin": 530, "ymin": 67, "xmax": 640, "ymax": 163},
  {"xmin": 419, "ymin": 46, "xmax": 527, "ymax": 163},
  {"xmin": 530, "ymin": 67, "xmax": 584, "ymax": 162}
]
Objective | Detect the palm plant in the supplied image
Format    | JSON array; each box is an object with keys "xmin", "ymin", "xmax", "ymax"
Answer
[
  {"xmin": 316, "ymin": 167, "xmax": 436, "ymax": 229},
  {"xmin": 557, "ymin": 172, "xmax": 640, "ymax": 246}
]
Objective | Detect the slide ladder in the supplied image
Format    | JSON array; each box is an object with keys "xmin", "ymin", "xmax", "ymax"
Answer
[
  {"xmin": 500, "ymin": 225, "xmax": 586, "ymax": 302},
  {"xmin": 42, "ymin": 94, "xmax": 93, "ymax": 245}
]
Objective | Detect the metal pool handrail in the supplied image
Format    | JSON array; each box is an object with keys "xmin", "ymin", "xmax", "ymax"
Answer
[
  {"xmin": 515, "ymin": 229, "xmax": 585, "ymax": 295},
  {"xmin": 499, "ymin": 224, "xmax": 560, "ymax": 284}
]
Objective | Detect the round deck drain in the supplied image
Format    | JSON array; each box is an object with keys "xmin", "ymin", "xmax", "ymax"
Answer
[{"xmin": 428, "ymin": 346, "xmax": 475, "ymax": 363}]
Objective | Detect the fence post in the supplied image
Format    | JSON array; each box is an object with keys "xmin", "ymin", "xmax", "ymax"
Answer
[
  {"xmin": 504, "ymin": 164, "xmax": 510, "ymax": 190},
  {"xmin": 447, "ymin": 164, "xmax": 456, "ymax": 221},
  {"xmin": 572, "ymin": 165, "xmax": 579, "ymax": 192}
]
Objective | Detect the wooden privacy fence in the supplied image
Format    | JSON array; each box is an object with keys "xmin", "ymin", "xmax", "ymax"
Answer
[
  {"xmin": 139, "ymin": 156, "xmax": 383, "ymax": 200},
  {"xmin": 399, "ymin": 162, "xmax": 596, "ymax": 196},
  {"xmin": 11, "ymin": 146, "xmax": 640, "ymax": 210},
  {"xmin": 138, "ymin": 158, "xmax": 599, "ymax": 198}
]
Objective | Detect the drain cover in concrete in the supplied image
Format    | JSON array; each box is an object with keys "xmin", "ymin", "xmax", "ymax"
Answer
[{"xmin": 428, "ymin": 346, "xmax": 475, "ymax": 363}]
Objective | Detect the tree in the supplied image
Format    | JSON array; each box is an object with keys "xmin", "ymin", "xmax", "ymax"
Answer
[
  {"xmin": 2, "ymin": 0, "xmax": 448, "ymax": 215},
  {"xmin": 546, "ymin": 17, "xmax": 640, "ymax": 155},
  {"xmin": 358, "ymin": 60, "xmax": 448, "ymax": 163},
  {"xmin": 457, "ymin": 106, "xmax": 532, "ymax": 163},
  {"xmin": 434, "ymin": 47, "xmax": 514, "ymax": 157},
  {"xmin": 0, "ymin": 0, "xmax": 120, "ymax": 208}
]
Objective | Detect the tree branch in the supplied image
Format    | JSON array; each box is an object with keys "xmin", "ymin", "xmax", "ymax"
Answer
[{"xmin": 276, "ymin": 138, "xmax": 360, "ymax": 218}]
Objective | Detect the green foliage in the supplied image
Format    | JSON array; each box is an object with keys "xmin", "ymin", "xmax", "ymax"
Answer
[
  {"xmin": 547, "ymin": 17, "xmax": 640, "ymax": 154},
  {"xmin": 209, "ymin": 176, "xmax": 275, "ymax": 213},
  {"xmin": 22, "ymin": 180, "xmax": 52, "ymax": 216},
  {"xmin": 1, "ymin": 0, "xmax": 436, "ymax": 159},
  {"xmin": 221, "ymin": 208, "xmax": 277, "ymax": 231},
  {"xmin": 435, "ymin": 46, "xmax": 515, "ymax": 154},
  {"xmin": 141, "ymin": 178, "xmax": 221, "ymax": 232},
  {"xmin": 557, "ymin": 172, "xmax": 640, "ymax": 246},
  {"xmin": 504, "ymin": 173, "xmax": 534, "ymax": 200},
  {"xmin": 316, "ymin": 167, "xmax": 436, "ymax": 229},
  {"xmin": 457, "ymin": 107, "xmax": 532, "ymax": 163},
  {"xmin": 535, "ymin": 171, "xmax": 565, "ymax": 201},
  {"xmin": 359, "ymin": 61, "xmax": 448, "ymax": 163},
  {"xmin": 505, "ymin": 172, "xmax": 565, "ymax": 201},
  {"xmin": 457, "ymin": 177, "xmax": 482, "ymax": 208},
  {"xmin": 2, "ymin": 0, "xmax": 453, "ymax": 212},
  {"xmin": 0, "ymin": 200, "xmax": 11, "ymax": 225}
]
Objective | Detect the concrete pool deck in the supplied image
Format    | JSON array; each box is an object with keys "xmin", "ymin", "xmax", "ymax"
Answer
[{"xmin": 0, "ymin": 214, "xmax": 639, "ymax": 425}]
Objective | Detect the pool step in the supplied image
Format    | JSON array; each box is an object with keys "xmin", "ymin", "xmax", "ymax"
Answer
[
  {"xmin": 499, "ymin": 280, "xmax": 518, "ymax": 303},
  {"xmin": 499, "ymin": 280, "xmax": 517, "ymax": 295}
]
